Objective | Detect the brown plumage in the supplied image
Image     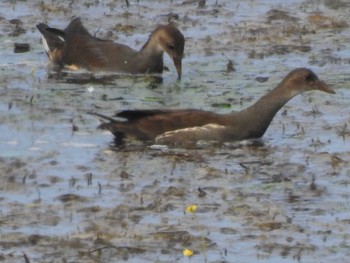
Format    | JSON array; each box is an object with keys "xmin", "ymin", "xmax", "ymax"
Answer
[
  {"xmin": 93, "ymin": 68, "xmax": 335, "ymax": 145},
  {"xmin": 36, "ymin": 17, "xmax": 185, "ymax": 79}
]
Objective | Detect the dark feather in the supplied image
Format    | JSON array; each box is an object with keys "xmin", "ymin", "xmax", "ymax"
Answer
[{"xmin": 115, "ymin": 109, "xmax": 173, "ymax": 121}]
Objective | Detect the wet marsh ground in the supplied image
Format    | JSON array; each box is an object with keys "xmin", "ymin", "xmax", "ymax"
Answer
[{"xmin": 0, "ymin": 0, "xmax": 350, "ymax": 262}]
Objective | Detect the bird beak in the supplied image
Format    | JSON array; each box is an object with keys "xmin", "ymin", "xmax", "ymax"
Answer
[
  {"xmin": 316, "ymin": 80, "xmax": 336, "ymax": 94},
  {"xmin": 173, "ymin": 56, "xmax": 182, "ymax": 80}
]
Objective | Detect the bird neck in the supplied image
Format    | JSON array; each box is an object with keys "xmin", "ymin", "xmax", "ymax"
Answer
[
  {"xmin": 140, "ymin": 31, "xmax": 164, "ymax": 55},
  {"xmin": 230, "ymin": 83, "xmax": 301, "ymax": 138},
  {"xmin": 140, "ymin": 44, "xmax": 164, "ymax": 61}
]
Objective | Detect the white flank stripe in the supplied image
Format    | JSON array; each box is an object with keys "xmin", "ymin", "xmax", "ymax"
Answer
[{"xmin": 42, "ymin": 36, "xmax": 50, "ymax": 53}]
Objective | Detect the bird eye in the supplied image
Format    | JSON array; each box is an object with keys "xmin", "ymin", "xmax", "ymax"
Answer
[
  {"xmin": 305, "ymin": 73, "xmax": 316, "ymax": 81},
  {"xmin": 167, "ymin": 44, "xmax": 175, "ymax": 50}
]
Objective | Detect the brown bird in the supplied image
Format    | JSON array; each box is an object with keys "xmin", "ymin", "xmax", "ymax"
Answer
[
  {"xmin": 36, "ymin": 17, "xmax": 185, "ymax": 79},
  {"xmin": 93, "ymin": 68, "xmax": 335, "ymax": 146}
]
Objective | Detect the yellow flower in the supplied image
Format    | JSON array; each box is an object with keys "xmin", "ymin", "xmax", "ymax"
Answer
[
  {"xmin": 183, "ymin": 248, "xmax": 194, "ymax": 257},
  {"xmin": 186, "ymin": 204, "xmax": 198, "ymax": 213}
]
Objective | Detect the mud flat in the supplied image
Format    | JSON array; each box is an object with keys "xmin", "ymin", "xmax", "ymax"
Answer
[{"xmin": 0, "ymin": 0, "xmax": 349, "ymax": 262}]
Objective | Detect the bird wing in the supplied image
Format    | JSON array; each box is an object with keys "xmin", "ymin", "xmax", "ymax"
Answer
[
  {"xmin": 116, "ymin": 109, "xmax": 174, "ymax": 120},
  {"xmin": 155, "ymin": 123, "xmax": 227, "ymax": 146},
  {"xmin": 129, "ymin": 110, "xmax": 226, "ymax": 140}
]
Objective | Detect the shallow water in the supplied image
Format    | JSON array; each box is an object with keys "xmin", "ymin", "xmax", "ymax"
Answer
[{"xmin": 0, "ymin": 0, "xmax": 350, "ymax": 262}]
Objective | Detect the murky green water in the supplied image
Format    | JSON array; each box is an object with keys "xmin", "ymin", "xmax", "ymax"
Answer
[{"xmin": 0, "ymin": 0, "xmax": 349, "ymax": 262}]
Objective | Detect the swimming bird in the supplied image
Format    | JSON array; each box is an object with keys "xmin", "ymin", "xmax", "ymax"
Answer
[
  {"xmin": 36, "ymin": 17, "xmax": 184, "ymax": 79},
  {"xmin": 93, "ymin": 68, "xmax": 335, "ymax": 146}
]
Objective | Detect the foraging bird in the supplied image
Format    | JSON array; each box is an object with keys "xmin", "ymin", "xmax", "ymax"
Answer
[
  {"xmin": 93, "ymin": 68, "xmax": 335, "ymax": 145},
  {"xmin": 36, "ymin": 17, "xmax": 184, "ymax": 79}
]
